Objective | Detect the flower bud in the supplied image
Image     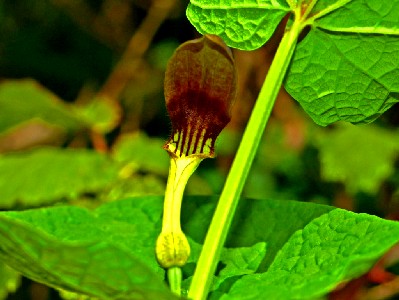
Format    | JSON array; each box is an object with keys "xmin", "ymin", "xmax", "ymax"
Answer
[{"xmin": 164, "ymin": 35, "xmax": 237, "ymax": 159}]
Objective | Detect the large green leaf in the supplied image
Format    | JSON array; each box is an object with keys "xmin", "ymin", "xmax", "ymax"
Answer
[
  {"xmin": 186, "ymin": 0, "xmax": 290, "ymax": 50},
  {"xmin": 0, "ymin": 80, "xmax": 82, "ymax": 134},
  {"xmin": 285, "ymin": 0, "xmax": 399, "ymax": 125},
  {"xmin": 0, "ymin": 147, "xmax": 120, "ymax": 208},
  {"xmin": 315, "ymin": 123, "xmax": 399, "ymax": 194},
  {"xmin": 182, "ymin": 197, "xmax": 399, "ymax": 298},
  {"xmin": 187, "ymin": 0, "xmax": 399, "ymax": 125},
  {"xmin": 1, "ymin": 196, "xmax": 398, "ymax": 299},
  {"xmin": 0, "ymin": 198, "xmax": 176, "ymax": 300},
  {"xmin": 222, "ymin": 208, "xmax": 399, "ymax": 299}
]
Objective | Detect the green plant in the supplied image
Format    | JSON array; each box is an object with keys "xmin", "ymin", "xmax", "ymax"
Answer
[
  {"xmin": 0, "ymin": 0, "xmax": 399, "ymax": 300},
  {"xmin": 185, "ymin": 0, "xmax": 399, "ymax": 298}
]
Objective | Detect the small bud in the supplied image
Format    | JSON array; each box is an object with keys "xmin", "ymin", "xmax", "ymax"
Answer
[{"xmin": 164, "ymin": 35, "xmax": 237, "ymax": 159}]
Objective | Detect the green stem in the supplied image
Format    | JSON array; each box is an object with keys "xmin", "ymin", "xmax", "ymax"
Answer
[
  {"xmin": 167, "ymin": 267, "xmax": 183, "ymax": 295},
  {"xmin": 188, "ymin": 15, "xmax": 303, "ymax": 300}
]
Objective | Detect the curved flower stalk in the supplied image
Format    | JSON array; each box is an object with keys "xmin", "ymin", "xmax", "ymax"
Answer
[{"xmin": 156, "ymin": 34, "xmax": 236, "ymax": 295}]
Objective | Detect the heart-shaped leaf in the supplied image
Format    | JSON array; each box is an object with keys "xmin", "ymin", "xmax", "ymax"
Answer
[{"xmin": 286, "ymin": 0, "xmax": 399, "ymax": 125}]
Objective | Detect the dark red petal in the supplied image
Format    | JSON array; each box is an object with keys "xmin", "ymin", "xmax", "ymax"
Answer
[{"xmin": 164, "ymin": 35, "xmax": 237, "ymax": 158}]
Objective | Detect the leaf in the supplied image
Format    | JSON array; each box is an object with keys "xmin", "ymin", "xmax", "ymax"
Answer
[
  {"xmin": 285, "ymin": 1, "xmax": 399, "ymax": 125},
  {"xmin": 186, "ymin": 0, "xmax": 290, "ymax": 50},
  {"xmin": 112, "ymin": 132, "xmax": 170, "ymax": 176},
  {"xmin": 182, "ymin": 197, "xmax": 399, "ymax": 298},
  {"xmin": 0, "ymin": 261, "xmax": 20, "ymax": 300},
  {"xmin": 183, "ymin": 239, "xmax": 266, "ymax": 292},
  {"xmin": 316, "ymin": 123, "xmax": 399, "ymax": 194},
  {"xmin": 222, "ymin": 208, "xmax": 399, "ymax": 299},
  {"xmin": 214, "ymin": 242, "xmax": 267, "ymax": 291},
  {"xmin": 0, "ymin": 197, "xmax": 178, "ymax": 300},
  {"xmin": 0, "ymin": 147, "xmax": 120, "ymax": 208},
  {"xmin": 3, "ymin": 202, "xmax": 161, "ymax": 272},
  {"xmin": 182, "ymin": 196, "xmax": 334, "ymax": 271},
  {"xmin": 187, "ymin": 0, "xmax": 399, "ymax": 125},
  {"xmin": 74, "ymin": 97, "xmax": 121, "ymax": 134},
  {"xmin": 0, "ymin": 80, "xmax": 82, "ymax": 133},
  {"xmin": 103, "ymin": 197, "xmax": 399, "ymax": 298},
  {"xmin": 1, "ymin": 196, "xmax": 398, "ymax": 299}
]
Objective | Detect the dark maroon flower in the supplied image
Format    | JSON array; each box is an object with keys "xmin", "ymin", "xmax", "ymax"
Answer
[{"xmin": 164, "ymin": 35, "xmax": 237, "ymax": 158}]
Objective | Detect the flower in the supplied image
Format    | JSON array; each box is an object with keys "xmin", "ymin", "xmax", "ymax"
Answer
[{"xmin": 164, "ymin": 35, "xmax": 237, "ymax": 159}]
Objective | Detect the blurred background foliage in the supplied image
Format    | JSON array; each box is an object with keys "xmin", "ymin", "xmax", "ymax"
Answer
[{"xmin": 0, "ymin": 0, "xmax": 399, "ymax": 299}]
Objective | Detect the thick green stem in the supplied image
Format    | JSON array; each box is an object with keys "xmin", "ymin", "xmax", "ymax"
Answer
[{"xmin": 188, "ymin": 15, "xmax": 303, "ymax": 300}]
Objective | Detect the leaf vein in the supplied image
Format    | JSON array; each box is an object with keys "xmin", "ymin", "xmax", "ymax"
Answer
[
  {"xmin": 189, "ymin": 2, "xmax": 289, "ymax": 10},
  {"xmin": 315, "ymin": 26, "xmax": 399, "ymax": 36}
]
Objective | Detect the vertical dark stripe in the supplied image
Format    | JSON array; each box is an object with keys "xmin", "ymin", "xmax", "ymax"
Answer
[
  {"xmin": 174, "ymin": 130, "xmax": 180, "ymax": 155},
  {"xmin": 180, "ymin": 127, "xmax": 187, "ymax": 157},
  {"xmin": 193, "ymin": 122, "xmax": 201, "ymax": 155}
]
